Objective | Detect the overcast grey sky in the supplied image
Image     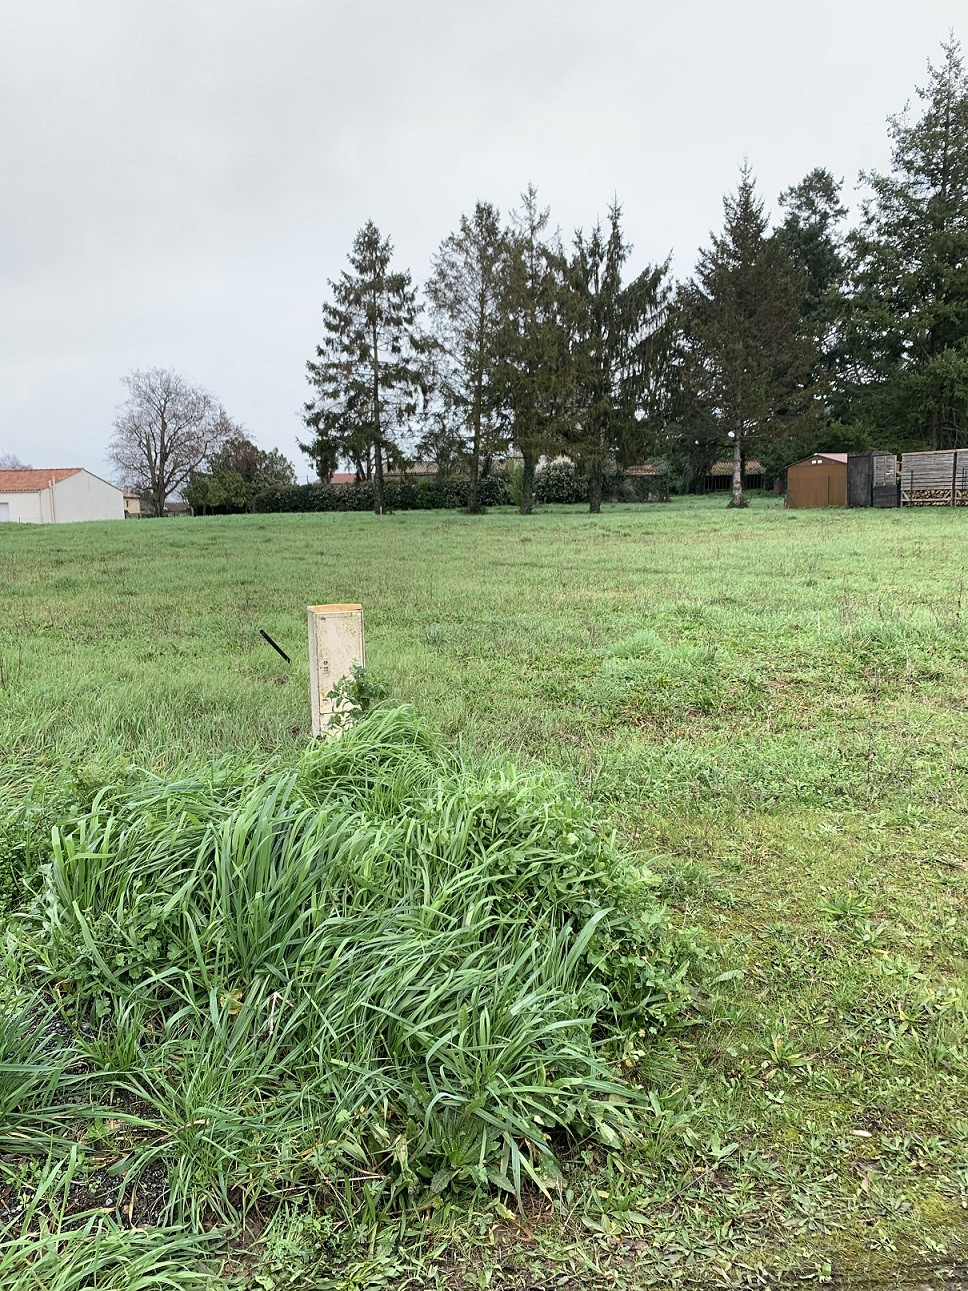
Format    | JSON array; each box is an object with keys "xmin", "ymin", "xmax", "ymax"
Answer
[{"xmin": 0, "ymin": 0, "xmax": 962, "ymax": 480}]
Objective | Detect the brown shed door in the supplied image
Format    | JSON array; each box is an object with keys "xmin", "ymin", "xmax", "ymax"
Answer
[{"xmin": 788, "ymin": 461, "xmax": 847, "ymax": 508}]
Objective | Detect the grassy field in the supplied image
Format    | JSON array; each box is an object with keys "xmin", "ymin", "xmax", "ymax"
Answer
[{"xmin": 1, "ymin": 497, "xmax": 967, "ymax": 1288}]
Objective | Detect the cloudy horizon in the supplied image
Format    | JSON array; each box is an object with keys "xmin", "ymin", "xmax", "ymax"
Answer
[{"xmin": 1, "ymin": 0, "xmax": 963, "ymax": 482}]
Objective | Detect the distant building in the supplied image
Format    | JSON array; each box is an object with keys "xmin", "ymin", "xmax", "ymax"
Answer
[
  {"xmin": 123, "ymin": 491, "xmax": 142, "ymax": 518},
  {"xmin": 386, "ymin": 462, "xmax": 439, "ymax": 478},
  {"xmin": 0, "ymin": 468, "xmax": 124, "ymax": 524},
  {"xmin": 625, "ymin": 464, "xmax": 664, "ymax": 478},
  {"xmin": 701, "ymin": 459, "xmax": 765, "ymax": 492},
  {"xmin": 162, "ymin": 500, "xmax": 193, "ymax": 517},
  {"xmin": 785, "ymin": 453, "xmax": 849, "ymax": 508}
]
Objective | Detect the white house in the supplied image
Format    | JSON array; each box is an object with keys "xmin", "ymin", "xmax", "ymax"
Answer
[{"xmin": 0, "ymin": 468, "xmax": 125, "ymax": 524}]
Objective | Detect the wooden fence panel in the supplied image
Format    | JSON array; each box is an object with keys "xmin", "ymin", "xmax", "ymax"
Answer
[{"xmin": 900, "ymin": 450, "xmax": 968, "ymax": 506}]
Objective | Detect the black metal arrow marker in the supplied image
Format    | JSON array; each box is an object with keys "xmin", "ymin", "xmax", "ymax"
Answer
[{"xmin": 259, "ymin": 629, "xmax": 292, "ymax": 664}]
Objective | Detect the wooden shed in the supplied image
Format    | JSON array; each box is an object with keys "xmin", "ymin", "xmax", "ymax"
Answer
[
  {"xmin": 900, "ymin": 450, "xmax": 968, "ymax": 505},
  {"xmin": 847, "ymin": 452, "xmax": 898, "ymax": 508},
  {"xmin": 785, "ymin": 453, "xmax": 848, "ymax": 509}
]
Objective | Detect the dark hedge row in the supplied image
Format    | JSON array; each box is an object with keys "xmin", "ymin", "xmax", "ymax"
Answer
[
  {"xmin": 252, "ymin": 465, "xmax": 668, "ymax": 514},
  {"xmin": 534, "ymin": 461, "xmax": 669, "ymax": 504},
  {"xmin": 253, "ymin": 475, "xmax": 513, "ymax": 514}
]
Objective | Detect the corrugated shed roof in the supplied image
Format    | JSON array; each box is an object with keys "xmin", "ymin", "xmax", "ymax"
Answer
[{"xmin": 0, "ymin": 468, "xmax": 82, "ymax": 493}]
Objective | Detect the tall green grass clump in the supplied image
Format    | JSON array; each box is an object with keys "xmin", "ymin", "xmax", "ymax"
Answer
[{"xmin": 15, "ymin": 706, "xmax": 698, "ymax": 1227}]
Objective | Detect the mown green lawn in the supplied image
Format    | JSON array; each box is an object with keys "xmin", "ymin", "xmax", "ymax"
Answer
[{"xmin": 1, "ymin": 497, "xmax": 966, "ymax": 1288}]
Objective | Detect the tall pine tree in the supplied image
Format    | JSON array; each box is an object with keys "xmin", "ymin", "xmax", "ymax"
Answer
[
  {"xmin": 493, "ymin": 187, "xmax": 575, "ymax": 515},
  {"xmin": 778, "ymin": 166, "xmax": 848, "ymax": 359},
  {"xmin": 776, "ymin": 168, "xmax": 848, "ymax": 454},
  {"xmin": 426, "ymin": 202, "xmax": 507, "ymax": 514},
  {"xmin": 840, "ymin": 38, "xmax": 968, "ymax": 449},
  {"xmin": 302, "ymin": 221, "xmax": 428, "ymax": 515},
  {"xmin": 568, "ymin": 203, "xmax": 673, "ymax": 513},
  {"xmin": 678, "ymin": 164, "xmax": 817, "ymax": 505}
]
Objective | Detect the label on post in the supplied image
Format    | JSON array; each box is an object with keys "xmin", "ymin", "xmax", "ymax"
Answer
[{"xmin": 308, "ymin": 604, "xmax": 365, "ymax": 736}]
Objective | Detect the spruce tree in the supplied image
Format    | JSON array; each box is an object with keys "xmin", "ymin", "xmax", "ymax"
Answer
[
  {"xmin": 568, "ymin": 203, "xmax": 673, "ymax": 513},
  {"xmin": 775, "ymin": 168, "xmax": 848, "ymax": 455},
  {"xmin": 678, "ymin": 164, "xmax": 817, "ymax": 506},
  {"xmin": 493, "ymin": 187, "xmax": 574, "ymax": 515},
  {"xmin": 302, "ymin": 221, "xmax": 428, "ymax": 514},
  {"xmin": 841, "ymin": 38, "xmax": 968, "ymax": 449},
  {"xmin": 426, "ymin": 202, "xmax": 506, "ymax": 513},
  {"xmin": 778, "ymin": 167, "xmax": 848, "ymax": 362}
]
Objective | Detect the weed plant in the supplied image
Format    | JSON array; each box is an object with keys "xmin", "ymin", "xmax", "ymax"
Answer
[{"xmin": 3, "ymin": 706, "xmax": 697, "ymax": 1274}]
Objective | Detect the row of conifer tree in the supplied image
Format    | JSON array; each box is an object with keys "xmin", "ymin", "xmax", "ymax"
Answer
[{"xmin": 301, "ymin": 39, "xmax": 968, "ymax": 514}]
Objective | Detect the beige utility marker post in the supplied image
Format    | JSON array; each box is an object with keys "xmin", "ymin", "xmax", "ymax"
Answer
[{"xmin": 308, "ymin": 604, "xmax": 365, "ymax": 736}]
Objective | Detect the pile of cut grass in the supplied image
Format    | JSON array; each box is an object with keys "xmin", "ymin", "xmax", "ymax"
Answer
[{"xmin": 1, "ymin": 705, "xmax": 698, "ymax": 1277}]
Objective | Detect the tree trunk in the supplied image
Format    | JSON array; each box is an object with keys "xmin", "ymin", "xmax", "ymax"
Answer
[
  {"xmin": 587, "ymin": 462, "xmax": 604, "ymax": 514},
  {"xmin": 727, "ymin": 434, "xmax": 747, "ymax": 508},
  {"xmin": 373, "ymin": 440, "xmax": 385, "ymax": 516},
  {"xmin": 520, "ymin": 451, "xmax": 537, "ymax": 515},
  {"xmin": 467, "ymin": 450, "xmax": 481, "ymax": 514},
  {"xmin": 467, "ymin": 306, "xmax": 485, "ymax": 515},
  {"xmin": 467, "ymin": 385, "xmax": 482, "ymax": 514},
  {"xmin": 927, "ymin": 408, "xmax": 940, "ymax": 451},
  {"xmin": 371, "ymin": 320, "xmax": 384, "ymax": 515}
]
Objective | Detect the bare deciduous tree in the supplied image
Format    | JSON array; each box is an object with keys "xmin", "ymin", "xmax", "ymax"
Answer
[
  {"xmin": 108, "ymin": 368, "xmax": 233, "ymax": 517},
  {"xmin": 0, "ymin": 452, "xmax": 31, "ymax": 469}
]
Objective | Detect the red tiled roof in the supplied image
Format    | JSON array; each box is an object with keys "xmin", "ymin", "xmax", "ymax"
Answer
[
  {"xmin": 708, "ymin": 459, "xmax": 764, "ymax": 476},
  {"xmin": 0, "ymin": 468, "xmax": 82, "ymax": 493}
]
